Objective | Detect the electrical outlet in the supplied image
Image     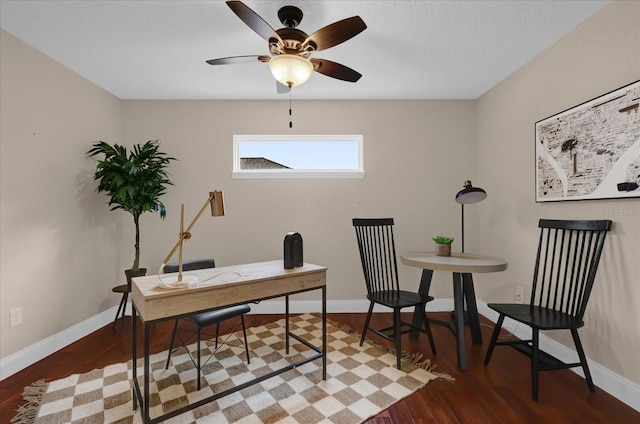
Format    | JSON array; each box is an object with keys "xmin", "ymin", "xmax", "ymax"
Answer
[
  {"xmin": 10, "ymin": 307, "xmax": 22, "ymax": 327},
  {"xmin": 515, "ymin": 286, "xmax": 524, "ymax": 304}
]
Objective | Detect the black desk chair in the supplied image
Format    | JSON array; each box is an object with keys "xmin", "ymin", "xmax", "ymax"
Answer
[
  {"xmin": 484, "ymin": 219, "xmax": 612, "ymax": 401},
  {"xmin": 353, "ymin": 218, "xmax": 437, "ymax": 369},
  {"xmin": 164, "ymin": 259, "xmax": 251, "ymax": 390}
]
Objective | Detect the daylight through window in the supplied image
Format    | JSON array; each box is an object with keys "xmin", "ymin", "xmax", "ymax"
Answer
[{"xmin": 233, "ymin": 135, "xmax": 364, "ymax": 179}]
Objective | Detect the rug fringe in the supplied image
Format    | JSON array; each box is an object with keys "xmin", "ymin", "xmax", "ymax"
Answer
[
  {"xmin": 326, "ymin": 317, "xmax": 352, "ymax": 335},
  {"xmin": 326, "ymin": 316, "xmax": 454, "ymax": 382},
  {"xmin": 10, "ymin": 379, "xmax": 48, "ymax": 424}
]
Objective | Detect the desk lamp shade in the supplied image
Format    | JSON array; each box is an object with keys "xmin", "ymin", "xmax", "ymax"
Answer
[
  {"xmin": 161, "ymin": 191, "xmax": 224, "ymax": 283},
  {"xmin": 210, "ymin": 190, "xmax": 225, "ymax": 217},
  {"xmin": 454, "ymin": 181, "xmax": 486, "ymax": 253}
]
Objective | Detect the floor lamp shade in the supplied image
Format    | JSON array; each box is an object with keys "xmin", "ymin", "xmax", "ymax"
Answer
[
  {"xmin": 455, "ymin": 180, "xmax": 487, "ymax": 205},
  {"xmin": 455, "ymin": 181, "xmax": 486, "ymax": 253}
]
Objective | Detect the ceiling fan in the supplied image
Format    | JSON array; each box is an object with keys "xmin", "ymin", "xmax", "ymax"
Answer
[{"xmin": 206, "ymin": 1, "xmax": 367, "ymax": 89}]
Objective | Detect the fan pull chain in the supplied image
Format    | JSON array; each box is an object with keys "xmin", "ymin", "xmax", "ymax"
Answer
[{"xmin": 289, "ymin": 87, "xmax": 293, "ymax": 128}]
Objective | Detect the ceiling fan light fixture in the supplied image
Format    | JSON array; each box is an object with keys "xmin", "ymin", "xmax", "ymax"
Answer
[{"xmin": 269, "ymin": 54, "xmax": 313, "ymax": 87}]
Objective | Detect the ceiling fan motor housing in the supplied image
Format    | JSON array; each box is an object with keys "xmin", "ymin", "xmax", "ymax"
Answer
[
  {"xmin": 270, "ymin": 28, "xmax": 315, "ymax": 57},
  {"xmin": 278, "ymin": 5, "xmax": 303, "ymax": 28}
]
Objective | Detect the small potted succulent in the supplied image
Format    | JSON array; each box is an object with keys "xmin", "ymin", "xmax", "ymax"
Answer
[{"xmin": 433, "ymin": 236, "xmax": 454, "ymax": 257}]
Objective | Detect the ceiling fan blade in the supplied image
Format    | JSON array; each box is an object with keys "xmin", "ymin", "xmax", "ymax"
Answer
[
  {"xmin": 310, "ymin": 58, "xmax": 362, "ymax": 82},
  {"xmin": 206, "ymin": 55, "xmax": 269, "ymax": 65},
  {"xmin": 304, "ymin": 16, "xmax": 367, "ymax": 52},
  {"xmin": 226, "ymin": 1, "xmax": 282, "ymax": 44}
]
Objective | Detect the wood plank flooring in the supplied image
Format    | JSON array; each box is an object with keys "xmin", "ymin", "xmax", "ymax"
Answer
[{"xmin": 1, "ymin": 312, "xmax": 638, "ymax": 423}]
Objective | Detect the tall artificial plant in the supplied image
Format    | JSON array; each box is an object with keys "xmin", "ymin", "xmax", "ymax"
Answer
[{"xmin": 88, "ymin": 140, "xmax": 176, "ymax": 271}]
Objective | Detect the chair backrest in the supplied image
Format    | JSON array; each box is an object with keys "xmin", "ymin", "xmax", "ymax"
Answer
[
  {"xmin": 164, "ymin": 258, "xmax": 215, "ymax": 273},
  {"xmin": 352, "ymin": 218, "xmax": 400, "ymax": 295},
  {"xmin": 531, "ymin": 219, "xmax": 612, "ymax": 320}
]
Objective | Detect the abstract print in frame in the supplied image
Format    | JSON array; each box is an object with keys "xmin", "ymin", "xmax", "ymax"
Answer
[{"xmin": 535, "ymin": 80, "xmax": 640, "ymax": 202}]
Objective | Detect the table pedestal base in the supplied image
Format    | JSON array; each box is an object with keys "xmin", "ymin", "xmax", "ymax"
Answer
[{"xmin": 410, "ymin": 269, "xmax": 482, "ymax": 371}]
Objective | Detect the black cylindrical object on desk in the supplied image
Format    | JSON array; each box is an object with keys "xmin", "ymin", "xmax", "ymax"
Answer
[{"xmin": 284, "ymin": 232, "xmax": 303, "ymax": 269}]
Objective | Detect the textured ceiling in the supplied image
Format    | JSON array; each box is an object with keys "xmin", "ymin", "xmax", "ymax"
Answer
[{"xmin": 0, "ymin": 0, "xmax": 610, "ymax": 100}]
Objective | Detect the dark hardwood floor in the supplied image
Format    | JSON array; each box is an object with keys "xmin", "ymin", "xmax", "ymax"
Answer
[{"xmin": 1, "ymin": 312, "xmax": 638, "ymax": 423}]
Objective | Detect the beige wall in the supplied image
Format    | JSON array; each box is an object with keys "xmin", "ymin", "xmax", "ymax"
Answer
[
  {"xmin": 119, "ymin": 99, "xmax": 476, "ymax": 302},
  {"xmin": 0, "ymin": 30, "xmax": 124, "ymax": 357},
  {"xmin": 476, "ymin": 0, "xmax": 640, "ymax": 384}
]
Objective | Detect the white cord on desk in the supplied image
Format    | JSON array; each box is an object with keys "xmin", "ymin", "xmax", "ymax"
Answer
[{"xmin": 156, "ymin": 269, "xmax": 241, "ymax": 289}]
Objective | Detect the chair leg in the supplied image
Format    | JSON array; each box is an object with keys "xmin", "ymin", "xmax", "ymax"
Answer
[
  {"xmin": 483, "ymin": 314, "xmax": 505, "ymax": 365},
  {"xmin": 165, "ymin": 319, "xmax": 179, "ymax": 370},
  {"xmin": 241, "ymin": 315, "xmax": 250, "ymax": 364},
  {"xmin": 394, "ymin": 308, "xmax": 402, "ymax": 370},
  {"xmin": 420, "ymin": 305, "xmax": 437, "ymax": 355},
  {"xmin": 196, "ymin": 326, "xmax": 202, "ymax": 390},
  {"xmin": 215, "ymin": 322, "xmax": 220, "ymax": 349},
  {"xmin": 571, "ymin": 328, "xmax": 595, "ymax": 393},
  {"xmin": 360, "ymin": 302, "xmax": 374, "ymax": 346},
  {"xmin": 532, "ymin": 328, "xmax": 539, "ymax": 401}
]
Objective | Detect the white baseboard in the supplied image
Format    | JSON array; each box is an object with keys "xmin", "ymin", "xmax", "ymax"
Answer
[
  {"xmin": 0, "ymin": 307, "xmax": 116, "ymax": 381},
  {"xmin": 2, "ymin": 298, "xmax": 638, "ymax": 413}
]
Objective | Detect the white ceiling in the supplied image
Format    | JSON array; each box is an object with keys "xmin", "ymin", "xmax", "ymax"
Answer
[{"xmin": 0, "ymin": 0, "xmax": 609, "ymax": 100}]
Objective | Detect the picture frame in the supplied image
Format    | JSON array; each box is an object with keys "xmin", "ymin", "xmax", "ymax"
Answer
[{"xmin": 535, "ymin": 80, "xmax": 640, "ymax": 202}]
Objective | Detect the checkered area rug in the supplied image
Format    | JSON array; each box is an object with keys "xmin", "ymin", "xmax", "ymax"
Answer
[{"xmin": 13, "ymin": 314, "xmax": 446, "ymax": 424}]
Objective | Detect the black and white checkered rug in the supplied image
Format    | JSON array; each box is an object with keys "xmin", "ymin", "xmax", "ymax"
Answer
[{"xmin": 13, "ymin": 314, "xmax": 447, "ymax": 424}]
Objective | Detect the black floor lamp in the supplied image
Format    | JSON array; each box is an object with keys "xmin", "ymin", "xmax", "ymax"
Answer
[{"xmin": 455, "ymin": 180, "xmax": 486, "ymax": 253}]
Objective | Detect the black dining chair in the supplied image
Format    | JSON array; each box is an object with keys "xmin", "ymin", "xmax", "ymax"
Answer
[
  {"xmin": 353, "ymin": 218, "xmax": 437, "ymax": 369},
  {"xmin": 163, "ymin": 258, "xmax": 251, "ymax": 390},
  {"xmin": 484, "ymin": 219, "xmax": 612, "ymax": 401}
]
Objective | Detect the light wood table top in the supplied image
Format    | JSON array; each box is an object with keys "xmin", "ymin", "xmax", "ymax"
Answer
[
  {"xmin": 132, "ymin": 260, "xmax": 327, "ymax": 322},
  {"xmin": 401, "ymin": 251, "xmax": 508, "ymax": 273}
]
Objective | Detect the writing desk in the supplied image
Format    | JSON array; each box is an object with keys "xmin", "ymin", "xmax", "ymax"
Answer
[
  {"xmin": 130, "ymin": 260, "xmax": 327, "ymax": 424},
  {"xmin": 400, "ymin": 252, "xmax": 507, "ymax": 371}
]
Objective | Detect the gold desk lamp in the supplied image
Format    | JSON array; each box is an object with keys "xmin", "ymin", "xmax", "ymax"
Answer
[{"xmin": 159, "ymin": 191, "xmax": 224, "ymax": 285}]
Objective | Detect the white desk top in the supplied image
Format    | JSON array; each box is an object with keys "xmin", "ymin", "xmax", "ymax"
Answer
[{"xmin": 400, "ymin": 251, "xmax": 508, "ymax": 273}]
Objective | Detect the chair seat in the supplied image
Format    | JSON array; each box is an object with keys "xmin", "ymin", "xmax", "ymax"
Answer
[
  {"xmin": 487, "ymin": 303, "xmax": 584, "ymax": 330},
  {"xmin": 185, "ymin": 304, "xmax": 251, "ymax": 327},
  {"xmin": 369, "ymin": 290, "xmax": 433, "ymax": 309}
]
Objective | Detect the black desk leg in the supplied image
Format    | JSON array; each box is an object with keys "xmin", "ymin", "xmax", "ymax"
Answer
[
  {"xmin": 462, "ymin": 273, "xmax": 482, "ymax": 344},
  {"xmin": 322, "ymin": 286, "xmax": 327, "ymax": 380},
  {"xmin": 132, "ymin": 304, "xmax": 138, "ymax": 411},
  {"xmin": 453, "ymin": 272, "xmax": 467, "ymax": 371},
  {"xmin": 143, "ymin": 321, "xmax": 150, "ymax": 423},
  {"xmin": 285, "ymin": 294, "xmax": 290, "ymax": 355},
  {"xmin": 411, "ymin": 269, "xmax": 434, "ymax": 339}
]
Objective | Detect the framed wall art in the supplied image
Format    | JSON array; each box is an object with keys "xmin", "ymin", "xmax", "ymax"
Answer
[{"xmin": 535, "ymin": 80, "xmax": 640, "ymax": 202}]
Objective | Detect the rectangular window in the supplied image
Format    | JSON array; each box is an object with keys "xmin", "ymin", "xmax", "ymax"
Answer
[{"xmin": 233, "ymin": 135, "xmax": 364, "ymax": 179}]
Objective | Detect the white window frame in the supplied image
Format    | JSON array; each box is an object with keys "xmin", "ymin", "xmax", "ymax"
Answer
[{"xmin": 232, "ymin": 134, "xmax": 365, "ymax": 179}]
